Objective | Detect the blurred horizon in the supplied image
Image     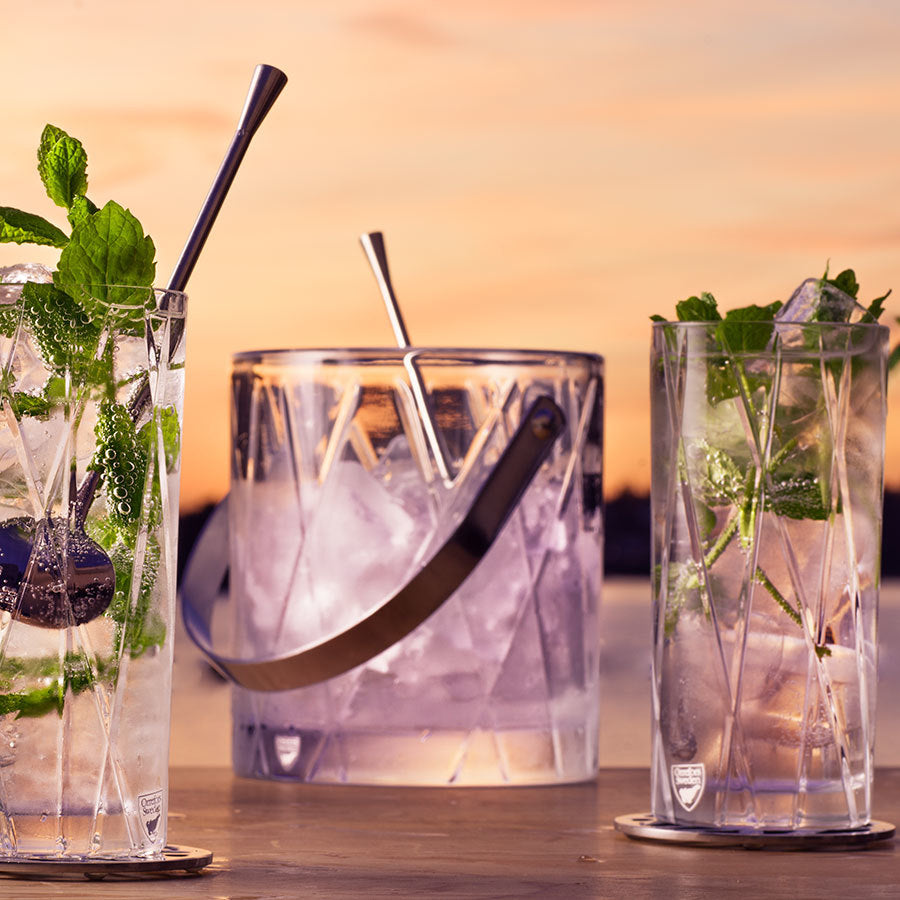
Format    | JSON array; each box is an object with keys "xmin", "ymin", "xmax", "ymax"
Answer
[{"xmin": 3, "ymin": 1, "xmax": 900, "ymax": 512}]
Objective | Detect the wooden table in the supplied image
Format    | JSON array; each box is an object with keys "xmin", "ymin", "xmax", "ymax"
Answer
[{"xmin": 3, "ymin": 767, "xmax": 897, "ymax": 898}]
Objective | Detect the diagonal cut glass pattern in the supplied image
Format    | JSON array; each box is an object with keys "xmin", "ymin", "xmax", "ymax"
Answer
[
  {"xmin": 651, "ymin": 320, "xmax": 886, "ymax": 830},
  {"xmin": 0, "ymin": 282, "xmax": 186, "ymax": 858},
  {"xmin": 228, "ymin": 349, "xmax": 603, "ymax": 786}
]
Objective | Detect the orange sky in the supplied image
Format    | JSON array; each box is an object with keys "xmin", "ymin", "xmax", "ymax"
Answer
[{"xmin": 3, "ymin": 1, "xmax": 900, "ymax": 509}]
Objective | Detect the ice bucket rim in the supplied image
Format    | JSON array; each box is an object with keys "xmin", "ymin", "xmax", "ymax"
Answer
[{"xmin": 230, "ymin": 347, "xmax": 604, "ymax": 367}]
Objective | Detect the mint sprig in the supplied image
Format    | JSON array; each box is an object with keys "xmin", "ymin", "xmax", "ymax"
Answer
[
  {"xmin": 0, "ymin": 124, "xmax": 169, "ymax": 701},
  {"xmin": 654, "ymin": 267, "xmax": 889, "ymax": 654},
  {"xmin": 1, "ymin": 124, "xmax": 157, "ymax": 341}
]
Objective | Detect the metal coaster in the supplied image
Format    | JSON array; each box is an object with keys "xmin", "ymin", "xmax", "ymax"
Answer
[
  {"xmin": 614, "ymin": 813, "xmax": 895, "ymax": 850},
  {"xmin": 0, "ymin": 845, "xmax": 213, "ymax": 880}
]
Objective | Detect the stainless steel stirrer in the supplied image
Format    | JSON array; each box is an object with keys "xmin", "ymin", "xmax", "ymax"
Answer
[{"xmin": 360, "ymin": 231, "xmax": 455, "ymax": 486}]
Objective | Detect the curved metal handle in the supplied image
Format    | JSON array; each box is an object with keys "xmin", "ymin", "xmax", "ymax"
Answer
[{"xmin": 180, "ymin": 395, "xmax": 566, "ymax": 692}]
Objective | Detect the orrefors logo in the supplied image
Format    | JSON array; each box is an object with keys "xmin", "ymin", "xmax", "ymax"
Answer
[
  {"xmin": 671, "ymin": 763, "xmax": 705, "ymax": 812},
  {"xmin": 138, "ymin": 789, "xmax": 164, "ymax": 841}
]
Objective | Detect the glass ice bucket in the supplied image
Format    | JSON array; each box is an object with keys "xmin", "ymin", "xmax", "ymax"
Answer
[{"xmin": 188, "ymin": 348, "xmax": 603, "ymax": 786}]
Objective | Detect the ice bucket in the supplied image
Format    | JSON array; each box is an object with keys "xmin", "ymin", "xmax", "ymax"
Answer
[{"xmin": 184, "ymin": 347, "xmax": 603, "ymax": 785}]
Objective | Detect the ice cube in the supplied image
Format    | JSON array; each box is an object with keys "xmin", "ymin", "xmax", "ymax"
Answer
[
  {"xmin": 0, "ymin": 263, "xmax": 53, "ymax": 305},
  {"xmin": 775, "ymin": 278, "xmax": 869, "ymax": 324},
  {"xmin": 370, "ymin": 434, "xmax": 436, "ymax": 530},
  {"xmin": 236, "ymin": 461, "xmax": 425, "ymax": 656}
]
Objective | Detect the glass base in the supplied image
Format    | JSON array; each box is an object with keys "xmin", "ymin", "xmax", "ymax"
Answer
[
  {"xmin": 233, "ymin": 723, "xmax": 598, "ymax": 786},
  {"xmin": 614, "ymin": 813, "xmax": 895, "ymax": 850},
  {"xmin": 0, "ymin": 845, "xmax": 212, "ymax": 879}
]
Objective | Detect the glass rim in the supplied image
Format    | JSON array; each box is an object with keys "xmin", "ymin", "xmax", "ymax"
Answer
[
  {"xmin": 651, "ymin": 319, "xmax": 888, "ymax": 333},
  {"xmin": 0, "ymin": 282, "xmax": 186, "ymax": 308},
  {"xmin": 231, "ymin": 346, "xmax": 604, "ymax": 367},
  {"xmin": 0, "ymin": 280, "xmax": 186, "ymax": 296}
]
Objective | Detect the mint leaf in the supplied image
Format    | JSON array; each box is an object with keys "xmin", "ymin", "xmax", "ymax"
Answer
[
  {"xmin": 767, "ymin": 472, "xmax": 830, "ymax": 521},
  {"xmin": 692, "ymin": 441, "xmax": 745, "ymax": 507},
  {"xmin": 0, "ymin": 301, "xmax": 21, "ymax": 338},
  {"xmin": 826, "ymin": 268, "xmax": 859, "ymax": 299},
  {"xmin": 20, "ymin": 282, "xmax": 101, "ymax": 378},
  {"xmin": 90, "ymin": 400, "xmax": 149, "ymax": 529},
  {"xmin": 676, "ymin": 292, "xmax": 720, "ymax": 322},
  {"xmin": 0, "ymin": 207, "xmax": 68, "ymax": 248},
  {"xmin": 138, "ymin": 405, "xmax": 181, "ymax": 473},
  {"xmin": 67, "ymin": 194, "xmax": 99, "ymax": 230},
  {"xmin": 54, "ymin": 200, "xmax": 156, "ymax": 324},
  {"xmin": 106, "ymin": 537, "xmax": 164, "ymax": 657},
  {"xmin": 864, "ymin": 289, "xmax": 891, "ymax": 324},
  {"xmin": 38, "ymin": 125, "xmax": 88, "ymax": 209},
  {"xmin": 716, "ymin": 301, "xmax": 782, "ymax": 354},
  {"xmin": 10, "ymin": 392, "xmax": 51, "ymax": 419}
]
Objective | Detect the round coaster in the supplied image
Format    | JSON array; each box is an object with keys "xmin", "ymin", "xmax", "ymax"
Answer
[
  {"xmin": 614, "ymin": 813, "xmax": 895, "ymax": 850},
  {"xmin": 0, "ymin": 844, "xmax": 213, "ymax": 879}
]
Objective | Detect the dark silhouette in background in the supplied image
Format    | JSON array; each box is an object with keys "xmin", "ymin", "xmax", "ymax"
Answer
[{"xmin": 177, "ymin": 490, "xmax": 900, "ymax": 583}]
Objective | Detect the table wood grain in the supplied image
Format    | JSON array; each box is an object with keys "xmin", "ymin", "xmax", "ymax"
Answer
[{"xmin": 2, "ymin": 767, "xmax": 896, "ymax": 899}]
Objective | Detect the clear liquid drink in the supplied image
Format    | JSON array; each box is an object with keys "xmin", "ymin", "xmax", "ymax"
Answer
[
  {"xmin": 0, "ymin": 273, "xmax": 186, "ymax": 857},
  {"xmin": 651, "ymin": 319, "xmax": 886, "ymax": 830}
]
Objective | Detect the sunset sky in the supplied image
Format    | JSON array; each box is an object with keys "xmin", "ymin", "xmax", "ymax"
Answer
[{"xmin": 3, "ymin": 1, "xmax": 900, "ymax": 509}]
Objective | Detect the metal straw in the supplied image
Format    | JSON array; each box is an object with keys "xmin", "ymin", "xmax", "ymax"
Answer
[
  {"xmin": 76, "ymin": 64, "xmax": 288, "ymax": 523},
  {"xmin": 167, "ymin": 64, "xmax": 288, "ymax": 293},
  {"xmin": 359, "ymin": 231, "xmax": 454, "ymax": 486}
]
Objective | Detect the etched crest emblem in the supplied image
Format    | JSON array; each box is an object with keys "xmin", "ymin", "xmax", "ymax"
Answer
[
  {"xmin": 274, "ymin": 733, "xmax": 301, "ymax": 771},
  {"xmin": 671, "ymin": 763, "xmax": 705, "ymax": 812},
  {"xmin": 138, "ymin": 789, "xmax": 164, "ymax": 841}
]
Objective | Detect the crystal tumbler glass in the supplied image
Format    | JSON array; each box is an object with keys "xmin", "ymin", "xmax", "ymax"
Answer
[
  {"xmin": 651, "ymin": 319, "xmax": 887, "ymax": 830},
  {"xmin": 0, "ymin": 273, "xmax": 186, "ymax": 858}
]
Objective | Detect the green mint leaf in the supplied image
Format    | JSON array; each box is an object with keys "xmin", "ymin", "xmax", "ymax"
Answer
[
  {"xmin": 20, "ymin": 282, "xmax": 101, "ymax": 378},
  {"xmin": 676, "ymin": 292, "xmax": 721, "ymax": 322},
  {"xmin": 696, "ymin": 501, "xmax": 717, "ymax": 539},
  {"xmin": 650, "ymin": 314, "xmax": 668, "ymax": 322},
  {"xmin": 705, "ymin": 357, "xmax": 741, "ymax": 405},
  {"xmin": 693, "ymin": 441, "xmax": 745, "ymax": 506},
  {"xmin": 67, "ymin": 194, "xmax": 99, "ymax": 230},
  {"xmin": 38, "ymin": 125, "xmax": 88, "ymax": 209},
  {"xmin": 138, "ymin": 405, "xmax": 181, "ymax": 473},
  {"xmin": 106, "ymin": 537, "xmax": 164, "ymax": 657},
  {"xmin": 863, "ymin": 289, "xmax": 891, "ymax": 324},
  {"xmin": 706, "ymin": 301, "xmax": 781, "ymax": 405},
  {"xmin": 90, "ymin": 400, "xmax": 149, "ymax": 529},
  {"xmin": 767, "ymin": 472, "xmax": 830, "ymax": 521},
  {"xmin": 715, "ymin": 301, "xmax": 781, "ymax": 354},
  {"xmin": 0, "ymin": 300, "xmax": 22, "ymax": 338},
  {"xmin": 825, "ymin": 268, "xmax": 859, "ymax": 299},
  {"xmin": 0, "ymin": 206, "xmax": 68, "ymax": 248},
  {"xmin": 10, "ymin": 392, "xmax": 51, "ymax": 420},
  {"xmin": 54, "ymin": 200, "xmax": 156, "ymax": 324}
]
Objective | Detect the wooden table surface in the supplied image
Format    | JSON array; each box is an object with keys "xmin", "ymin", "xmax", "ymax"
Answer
[{"xmin": 2, "ymin": 766, "xmax": 897, "ymax": 899}]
